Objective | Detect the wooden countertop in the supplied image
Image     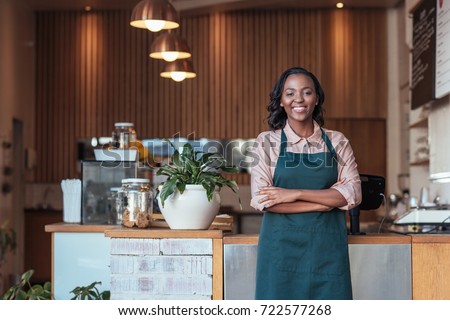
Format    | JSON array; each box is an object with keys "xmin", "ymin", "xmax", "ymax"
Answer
[
  {"xmin": 45, "ymin": 223, "xmax": 115, "ymax": 233},
  {"xmin": 223, "ymin": 233, "xmax": 412, "ymax": 245},
  {"xmin": 104, "ymin": 226, "xmax": 223, "ymax": 239},
  {"xmin": 45, "ymin": 223, "xmax": 223, "ymax": 238},
  {"xmin": 45, "ymin": 223, "xmax": 450, "ymax": 244},
  {"xmin": 411, "ymin": 234, "xmax": 450, "ymax": 243}
]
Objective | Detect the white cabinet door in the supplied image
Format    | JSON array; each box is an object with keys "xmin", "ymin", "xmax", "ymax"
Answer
[{"xmin": 53, "ymin": 232, "xmax": 110, "ymax": 300}]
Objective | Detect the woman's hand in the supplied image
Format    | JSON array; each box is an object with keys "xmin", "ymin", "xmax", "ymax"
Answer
[{"xmin": 257, "ymin": 186, "xmax": 300, "ymax": 207}]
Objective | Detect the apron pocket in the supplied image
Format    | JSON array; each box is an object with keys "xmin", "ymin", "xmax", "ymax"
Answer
[{"xmin": 273, "ymin": 225, "xmax": 349, "ymax": 276}]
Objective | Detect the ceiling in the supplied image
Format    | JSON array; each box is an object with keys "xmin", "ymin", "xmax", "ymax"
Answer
[{"xmin": 22, "ymin": 0, "xmax": 404, "ymax": 15}]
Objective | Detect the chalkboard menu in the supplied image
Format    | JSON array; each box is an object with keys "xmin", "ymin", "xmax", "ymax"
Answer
[
  {"xmin": 411, "ymin": 0, "xmax": 436, "ymax": 109},
  {"xmin": 436, "ymin": 0, "xmax": 450, "ymax": 98}
]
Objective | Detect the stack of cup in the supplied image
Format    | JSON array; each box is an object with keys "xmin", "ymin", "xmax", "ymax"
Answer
[{"xmin": 61, "ymin": 179, "xmax": 82, "ymax": 223}]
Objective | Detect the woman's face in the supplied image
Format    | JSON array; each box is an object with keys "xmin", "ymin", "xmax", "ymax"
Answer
[{"xmin": 280, "ymin": 73, "xmax": 318, "ymax": 125}]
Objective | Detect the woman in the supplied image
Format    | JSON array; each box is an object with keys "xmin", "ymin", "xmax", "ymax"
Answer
[{"xmin": 250, "ymin": 67, "xmax": 361, "ymax": 300}]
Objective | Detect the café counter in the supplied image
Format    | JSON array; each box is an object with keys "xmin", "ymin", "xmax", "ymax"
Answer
[{"xmin": 45, "ymin": 223, "xmax": 450, "ymax": 300}]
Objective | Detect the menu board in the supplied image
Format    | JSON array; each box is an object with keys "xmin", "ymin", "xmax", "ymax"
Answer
[
  {"xmin": 436, "ymin": 0, "xmax": 450, "ymax": 98},
  {"xmin": 411, "ymin": 0, "xmax": 436, "ymax": 109}
]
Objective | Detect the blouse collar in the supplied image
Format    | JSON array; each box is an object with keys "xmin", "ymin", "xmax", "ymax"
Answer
[{"xmin": 284, "ymin": 120, "xmax": 322, "ymax": 144}]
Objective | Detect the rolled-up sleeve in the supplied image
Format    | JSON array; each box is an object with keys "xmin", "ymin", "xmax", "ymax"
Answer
[
  {"xmin": 250, "ymin": 132, "xmax": 275, "ymax": 211},
  {"xmin": 330, "ymin": 135, "xmax": 362, "ymax": 210}
]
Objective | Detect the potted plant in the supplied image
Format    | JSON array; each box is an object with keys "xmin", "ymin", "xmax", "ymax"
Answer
[{"xmin": 156, "ymin": 139, "xmax": 240, "ymax": 229}]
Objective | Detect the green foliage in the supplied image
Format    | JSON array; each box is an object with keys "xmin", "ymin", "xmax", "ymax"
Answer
[
  {"xmin": 70, "ymin": 281, "xmax": 110, "ymax": 300},
  {"xmin": 1, "ymin": 269, "xmax": 52, "ymax": 300},
  {"xmin": 156, "ymin": 139, "xmax": 241, "ymax": 208},
  {"xmin": 1, "ymin": 269, "xmax": 109, "ymax": 300},
  {"xmin": 0, "ymin": 220, "xmax": 17, "ymax": 266}
]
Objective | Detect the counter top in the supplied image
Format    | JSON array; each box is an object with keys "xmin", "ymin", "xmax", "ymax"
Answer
[
  {"xmin": 45, "ymin": 223, "xmax": 447, "ymax": 245},
  {"xmin": 45, "ymin": 223, "xmax": 114, "ymax": 233},
  {"xmin": 104, "ymin": 226, "xmax": 223, "ymax": 239},
  {"xmin": 223, "ymin": 233, "xmax": 411, "ymax": 245},
  {"xmin": 411, "ymin": 234, "xmax": 450, "ymax": 243},
  {"xmin": 45, "ymin": 223, "xmax": 223, "ymax": 238}
]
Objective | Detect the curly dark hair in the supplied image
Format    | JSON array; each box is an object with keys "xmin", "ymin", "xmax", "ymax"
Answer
[{"xmin": 267, "ymin": 67, "xmax": 325, "ymax": 130}]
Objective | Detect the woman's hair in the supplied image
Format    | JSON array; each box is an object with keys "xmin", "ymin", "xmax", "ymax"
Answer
[{"xmin": 267, "ymin": 67, "xmax": 325, "ymax": 130}]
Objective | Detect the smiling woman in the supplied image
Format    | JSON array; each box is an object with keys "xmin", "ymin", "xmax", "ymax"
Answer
[{"xmin": 251, "ymin": 67, "xmax": 361, "ymax": 300}]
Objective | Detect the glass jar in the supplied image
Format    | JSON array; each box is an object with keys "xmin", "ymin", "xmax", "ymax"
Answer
[
  {"xmin": 107, "ymin": 187, "xmax": 121, "ymax": 225},
  {"xmin": 111, "ymin": 122, "xmax": 137, "ymax": 149},
  {"xmin": 119, "ymin": 178, "xmax": 153, "ymax": 228}
]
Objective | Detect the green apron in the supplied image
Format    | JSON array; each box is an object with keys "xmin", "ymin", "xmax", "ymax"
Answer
[{"xmin": 255, "ymin": 128, "xmax": 352, "ymax": 300}]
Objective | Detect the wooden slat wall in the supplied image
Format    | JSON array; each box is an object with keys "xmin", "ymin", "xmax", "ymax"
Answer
[{"xmin": 35, "ymin": 9, "xmax": 387, "ymax": 183}]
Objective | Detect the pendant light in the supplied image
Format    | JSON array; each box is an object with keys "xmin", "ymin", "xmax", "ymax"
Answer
[
  {"xmin": 160, "ymin": 60, "xmax": 196, "ymax": 82},
  {"xmin": 150, "ymin": 31, "xmax": 192, "ymax": 62},
  {"xmin": 130, "ymin": 0, "xmax": 179, "ymax": 32}
]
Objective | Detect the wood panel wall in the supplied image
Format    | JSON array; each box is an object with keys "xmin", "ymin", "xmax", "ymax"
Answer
[{"xmin": 35, "ymin": 9, "xmax": 387, "ymax": 183}]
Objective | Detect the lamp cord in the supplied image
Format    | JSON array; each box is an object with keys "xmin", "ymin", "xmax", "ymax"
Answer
[{"xmin": 377, "ymin": 193, "xmax": 387, "ymax": 234}]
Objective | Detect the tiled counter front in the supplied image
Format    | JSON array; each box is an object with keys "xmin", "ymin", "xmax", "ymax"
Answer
[{"xmin": 105, "ymin": 228, "xmax": 223, "ymax": 300}]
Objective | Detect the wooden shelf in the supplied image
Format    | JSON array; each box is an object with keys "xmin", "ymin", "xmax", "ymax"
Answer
[
  {"xmin": 409, "ymin": 118, "xmax": 428, "ymax": 128},
  {"xmin": 410, "ymin": 159, "xmax": 429, "ymax": 166}
]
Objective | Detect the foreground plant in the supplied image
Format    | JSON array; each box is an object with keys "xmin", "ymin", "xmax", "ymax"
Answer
[
  {"xmin": 70, "ymin": 281, "xmax": 110, "ymax": 300},
  {"xmin": 1, "ymin": 269, "xmax": 52, "ymax": 300},
  {"xmin": 0, "ymin": 220, "xmax": 16, "ymax": 266}
]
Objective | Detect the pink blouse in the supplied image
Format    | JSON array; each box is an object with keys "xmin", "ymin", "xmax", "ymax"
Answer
[{"xmin": 250, "ymin": 121, "xmax": 362, "ymax": 211}]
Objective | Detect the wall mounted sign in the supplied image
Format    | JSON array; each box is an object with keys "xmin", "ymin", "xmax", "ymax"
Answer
[
  {"xmin": 435, "ymin": 0, "xmax": 450, "ymax": 98},
  {"xmin": 411, "ymin": 0, "xmax": 436, "ymax": 109}
]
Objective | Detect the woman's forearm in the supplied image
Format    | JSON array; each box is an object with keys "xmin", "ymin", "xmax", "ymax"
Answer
[
  {"xmin": 296, "ymin": 188, "xmax": 347, "ymax": 207},
  {"xmin": 257, "ymin": 187, "xmax": 347, "ymax": 209},
  {"xmin": 266, "ymin": 201, "xmax": 333, "ymax": 214}
]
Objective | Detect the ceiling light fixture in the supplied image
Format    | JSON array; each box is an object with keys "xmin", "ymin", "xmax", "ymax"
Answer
[
  {"xmin": 336, "ymin": 2, "xmax": 344, "ymax": 9},
  {"xmin": 130, "ymin": 0, "xmax": 180, "ymax": 32},
  {"xmin": 150, "ymin": 32, "xmax": 192, "ymax": 61},
  {"xmin": 160, "ymin": 60, "xmax": 196, "ymax": 82}
]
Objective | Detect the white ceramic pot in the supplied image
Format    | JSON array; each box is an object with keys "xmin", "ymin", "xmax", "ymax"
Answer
[{"xmin": 157, "ymin": 184, "xmax": 220, "ymax": 230}]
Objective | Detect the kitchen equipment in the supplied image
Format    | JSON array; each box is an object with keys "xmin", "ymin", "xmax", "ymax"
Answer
[
  {"xmin": 394, "ymin": 209, "xmax": 450, "ymax": 225},
  {"xmin": 94, "ymin": 148, "xmax": 137, "ymax": 161},
  {"xmin": 81, "ymin": 160, "xmax": 141, "ymax": 224},
  {"xmin": 348, "ymin": 174, "xmax": 385, "ymax": 235}
]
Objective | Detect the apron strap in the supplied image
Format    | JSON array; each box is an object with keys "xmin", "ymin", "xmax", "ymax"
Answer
[
  {"xmin": 280, "ymin": 129, "xmax": 288, "ymax": 157},
  {"xmin": 320, "ymin": 127, "xmax": 337, "ymax": 161}
]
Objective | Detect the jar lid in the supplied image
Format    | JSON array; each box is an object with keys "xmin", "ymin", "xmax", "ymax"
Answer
[
  {"xmin": 114, "ymin": 122, "xmax": 134, "ymax": 127},
  {"xmin": 126, "ymin": 178, "xmax": 150, "ymax": 184}
]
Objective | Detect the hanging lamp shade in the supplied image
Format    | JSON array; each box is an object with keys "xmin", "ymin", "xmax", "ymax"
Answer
[
  {"xmin": 150, "ymin": 32, "xmax": 192, "ymax": 62},
  {"xmin": 160, "ymin": 60, "xmax": 196, "ymax": 82},
  {"xmin": 130, "ymin": 0, "xmax": 180, "ymax": 32}
]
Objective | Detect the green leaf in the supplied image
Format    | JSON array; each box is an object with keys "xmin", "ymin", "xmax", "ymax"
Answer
[
  {"xmin": 159, "ymin": 177, "xmax": 178, "ymax": 207},
  {"xmin": 176, "ymin": 181, "xmax": 186, "ymax": 194},
  {"xmin": 69, "ymin": 281, "xmax": 108, "ymax": 300}
]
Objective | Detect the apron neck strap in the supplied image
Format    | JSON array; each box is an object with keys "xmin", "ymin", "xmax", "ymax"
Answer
[
  {"xmin": 280, "ymin": 129, "xmax": 288, "ymax": 156},
  {"xmin": 320, "ymin": 128, "xmax": 337, "ymax": 159}
]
